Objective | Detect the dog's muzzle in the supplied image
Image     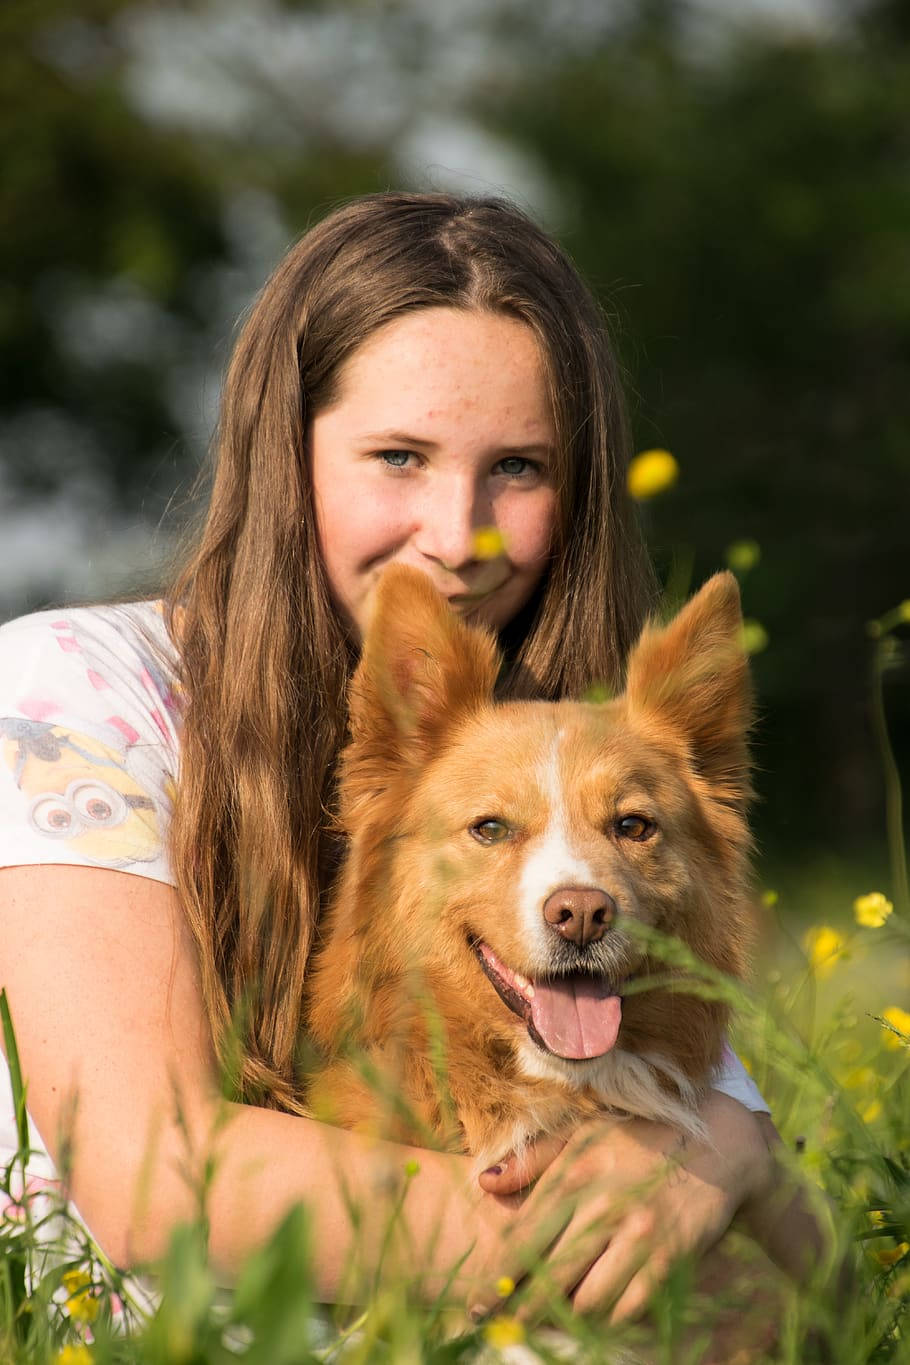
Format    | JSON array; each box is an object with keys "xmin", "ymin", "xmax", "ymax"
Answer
[{"xmin": 473, "ymin": 939, "xmax": 626, "ymax": 1061}]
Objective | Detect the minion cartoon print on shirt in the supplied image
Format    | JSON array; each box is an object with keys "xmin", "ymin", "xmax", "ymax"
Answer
[{"xmin": 0, "ymin": 718, "xmax": 169, "ymax": 868}]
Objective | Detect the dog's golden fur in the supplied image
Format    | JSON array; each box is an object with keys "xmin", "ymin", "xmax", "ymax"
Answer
[{"xmin": 305, "ymin": 566, "xmax": 754, "ymax": 1167}]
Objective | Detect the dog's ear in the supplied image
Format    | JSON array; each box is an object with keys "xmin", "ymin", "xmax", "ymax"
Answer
[
  {"xmin": 344, "ymin": 563, "xmax": 500, "ymax": 784},
  {"xmin": 623, "ymin": 572, "xmax": 752, "ymax": 810}
]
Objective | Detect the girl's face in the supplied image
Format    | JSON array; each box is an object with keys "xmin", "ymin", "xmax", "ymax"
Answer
[{"xmin": 310, "ymin": 307, "xmax": 558, "ymax": 641}]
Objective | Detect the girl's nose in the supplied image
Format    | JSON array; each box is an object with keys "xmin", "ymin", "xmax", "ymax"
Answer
[{"xmin": 413, "ymin": 476, "xmax": 488, "ymax": 572}]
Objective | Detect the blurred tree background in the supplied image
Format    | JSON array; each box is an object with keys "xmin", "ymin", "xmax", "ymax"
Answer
[{"xmin": 1, "ymin": 0, "xmax": 907, "ymax": 878}]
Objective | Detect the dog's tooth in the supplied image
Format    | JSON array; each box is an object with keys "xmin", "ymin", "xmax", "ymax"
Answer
[{"xmin": 512, "ymin": 972, "xmax": 535, "ymax": 1001}]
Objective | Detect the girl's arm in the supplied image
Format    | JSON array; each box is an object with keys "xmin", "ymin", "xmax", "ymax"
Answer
[
  {"xmin": 0, "ymin": 864, "xmax": 508, "ymax": 1302},
  {"xmin": 2, "ymin": 862, "xmax": 830, "ymax": 1320}
]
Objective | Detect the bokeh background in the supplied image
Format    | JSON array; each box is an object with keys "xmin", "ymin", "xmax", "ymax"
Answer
[{"xmin": 2, "ymin": 0, "xmax": 908, "ymax": 903}]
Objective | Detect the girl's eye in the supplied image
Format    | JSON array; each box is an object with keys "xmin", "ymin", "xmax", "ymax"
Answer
[
  {"xmin": 377, "ymin": 449, "xmax": 418, "ymax": 470},
  {"xmin": 470, "ymin": 818, "xmax": 510, "ymax": 844},
  {"xmin": 615, "ymin": 814, "xmax": 657, "ymax": 842},
  {"xmin": 496, "ymin": 456, "xmax": 538, "ymax": 479}
]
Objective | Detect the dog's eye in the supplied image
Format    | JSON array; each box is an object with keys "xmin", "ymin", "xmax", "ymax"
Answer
[
  {"xmin": 615, "ymin": 814, "xmax": 656, "ymax": 841},
  {"xmin": 470, "ymin": 818, "xmax": 510, "ymax": 844}
]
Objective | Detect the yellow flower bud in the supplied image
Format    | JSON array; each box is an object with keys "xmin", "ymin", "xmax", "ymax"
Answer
[
  {"xmin": 842, "ymin": 1066, "xmax": 875, "ymax": 1091},
  {"xmin": 56, "ymin": 1347, "xmax": 93, "ymax": 1365},
  {"xmin": 627, "ymin": 449, "xmax": 679, "ymax": 500},
  {"xmin": 859, "ymin": 1099, "xmax": 883, "ymax": 1123},
  {"xmin": 853, "ymin": 891, "xmax": 894, "ymax": 928},
  {"xmin": 484, "ymin": 1315, "xmax": 526, "ymax": 1348},
  {"xmin": 874, "ymin": 1242, "xmax": 909, "ymax": 1268},
  {"xmin": 472, "ymin": 526, "xmax": 507, "ymax": 560},
  {"xmin": 881, "ymin": 1006, "xmax": 910, "ymax": 1050},
  {"xmin": 761, "ymin": 889, "xmax": 779, "ymax": 907},
  {"xmin": 741, "ymin": 619, "xmax": 769, "ymax": 655},
  {"xmin": 61, "ymin": 1270, "xmax": 91, "ymax": 1296},
  {"xmin": 495, "ymin": 1276, "xmax": 516, "ymax": 1298},
  {"xmin": 66, "ymin": 1289, "xmax": 99, "ymax": 1324},
  {"xmin": 724, "ymin": 539, "xmax": 761, "ymax": 573},
  {"xmin": 802, "ymin": 925, "xmax": 846, "ymax": 979}
]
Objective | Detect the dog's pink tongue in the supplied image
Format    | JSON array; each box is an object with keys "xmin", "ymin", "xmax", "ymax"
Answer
[{"xmin": 530, "ymin": 977, "xmax": 622, "ymax": 1060}]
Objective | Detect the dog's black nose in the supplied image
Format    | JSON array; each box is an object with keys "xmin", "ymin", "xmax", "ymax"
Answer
[{"xmin": 542, "ymin": 887, "xmax": 616, "ymax": 947}]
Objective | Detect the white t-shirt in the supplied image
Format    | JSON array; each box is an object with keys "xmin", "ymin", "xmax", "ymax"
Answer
[
  {"xmin": 0, "ymin": 601, "xmax": 768, "ymax": 1262},
  {"xmin": 0, "ymin": 600, "xmax": 179, "ymax": 1319}
]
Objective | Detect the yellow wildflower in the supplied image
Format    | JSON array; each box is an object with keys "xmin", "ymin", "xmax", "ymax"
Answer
[
  {"xmin": 472, "ymin": 526, "xmax": 507, "ymax": 560},
  {"xmin": 874, "ymin": 1242, "xmax": 909, "ymax": 1268},
  {"xmin": 725, "ymin": 539, "xmax": 761, "ymax": 573},
  {"xmin": 56, "ymin": 1347, "xmax": 92, "ymax": 1365},
  {"xmin": 881, "ymin": 1006, "xmax": 910, "ymax": 1051},
  {"xmin": 403, "ymin": 1159, "xmax": 420, "ymax": 1177},
  {"xmin": 484, "ymin": 1315, "xmax": 526, "ymax": 1348},
  {"xmin": 63, "ymin": 1272, "xmax": 99, "ymax": 1324},
  {"xmin": 495, "ymin": 1276, "xmax": 516, "ymax": 1298},
  {"xmin": 803, "ymin": 925, "xmax": 846, "ymax": 979},
  {"xmin": 741, "ymin": 619, "xmax": 769, "ymax": 655},
  {"xmin": 860, "ymin": 1099, "xmax": 883, "ymax": 1123},
  {"xmin": 869, "ymin": 1210, "xmax": 886, "ymax": 1228},
  {"xmin": 627, "ymin": 449, "xmax": 678, "ymax": 500},
  {"xmin": 842, "ymin": 1066, "xmax": 876, "ymax": 1091},
  {"xmin": 66, "ymin": 1289, "xmax": 99, "ymax": 1324},
  {"xmin": 61, "ymin": 1270, "xmax": 91, "ymax": 1296},
  {"xmin": 853, "ymin": 892, "xmax": 894, "ymax": 928},
  {"xmin": 761, "ymin": 889, "xmax": 779, "ymax": 907}
]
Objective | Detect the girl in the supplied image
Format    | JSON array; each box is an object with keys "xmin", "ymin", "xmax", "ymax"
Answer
[{"xmin": 0, "ymin": 192, "xmax": 823, "ymax": 1324}]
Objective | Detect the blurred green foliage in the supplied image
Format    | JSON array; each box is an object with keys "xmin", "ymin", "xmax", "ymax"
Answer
[{"xmin": 1, "ymin": 0, "xmax": 907, "ymax": 863}]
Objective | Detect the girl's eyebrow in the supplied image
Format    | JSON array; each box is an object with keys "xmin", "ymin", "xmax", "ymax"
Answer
[{"xmin": 360, "ymin": 428, "xmax": 554, "ymax": 457}]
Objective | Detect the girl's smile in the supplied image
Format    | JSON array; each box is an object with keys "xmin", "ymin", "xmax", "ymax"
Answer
[{"xmin": 309, "ymin": 307, "xmax": 558, "ymax": 639}]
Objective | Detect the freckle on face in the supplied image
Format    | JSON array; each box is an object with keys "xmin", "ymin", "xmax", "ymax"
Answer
[{"xmin": 309, "ymin": 307, "xmax": 559, "ymax": 640}]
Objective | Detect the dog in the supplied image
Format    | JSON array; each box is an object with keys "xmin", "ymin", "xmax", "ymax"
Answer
[{"xmin": 305, "ymin": 565, "xmax": 754, "ymax": 1172}]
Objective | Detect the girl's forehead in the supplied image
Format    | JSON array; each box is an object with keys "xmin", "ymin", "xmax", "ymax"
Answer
[{"xmin": 329, "ymin": 306, "xmax": 553, "ymax": 421}]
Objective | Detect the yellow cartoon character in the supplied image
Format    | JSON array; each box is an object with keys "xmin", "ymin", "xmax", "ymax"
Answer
[{"xmin": 0, "ymin": 719, "xmax": 165, "ymax": 868}]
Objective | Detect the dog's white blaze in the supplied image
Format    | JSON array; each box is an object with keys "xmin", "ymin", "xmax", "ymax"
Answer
[{"xmin": 518, "ymin": 732, "xmax": 600, "ymax": 964}]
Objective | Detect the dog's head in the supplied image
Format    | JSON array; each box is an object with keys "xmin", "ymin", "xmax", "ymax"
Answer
[{"xmin": 336, "ymin": 564, "xmax": 753, "ymax": 1087}]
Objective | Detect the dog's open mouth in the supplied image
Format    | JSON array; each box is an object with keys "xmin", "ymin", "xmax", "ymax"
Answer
[{"xmin": 474, "ymin": 940, "xmax": 625, "ymax": 1062}]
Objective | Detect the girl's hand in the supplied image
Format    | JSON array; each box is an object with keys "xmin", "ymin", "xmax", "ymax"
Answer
[{"xmin": 470, "ymin": 1090, "xmax": 775, "ymax": 1322}]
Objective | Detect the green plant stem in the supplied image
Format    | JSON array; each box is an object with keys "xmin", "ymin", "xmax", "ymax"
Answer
[{"xmin": 871, "ymin": 640, "xmax": 910, "ymax": 917}]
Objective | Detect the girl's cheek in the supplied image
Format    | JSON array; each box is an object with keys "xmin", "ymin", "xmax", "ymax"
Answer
[
  {"xmin": 348, "ymin": 491, "xmax": 414, "ymax": 563},
  {"xmin": 499, "ymin": 488, "xmax": 557, "ymax": 565}
]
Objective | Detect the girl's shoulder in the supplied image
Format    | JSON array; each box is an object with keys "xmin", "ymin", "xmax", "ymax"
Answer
[
  {"xmin": 0, "ymin": 598, "xmax": 178, "ymax": 678},
  {"xmin": 0, "ymin": 599, "xmax": 181, "ymax": 885}
]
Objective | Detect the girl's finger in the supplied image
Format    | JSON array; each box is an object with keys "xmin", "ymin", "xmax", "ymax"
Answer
[
  {"xmin": 559, "ymin": 1206, "xmax": 659, "ymax": 1319},
  {"xmin": 468, "ymin": 1199, "xmax": 576, "ymax": 1321},
  {"xmin": 583, "ymin": 1242, "xmax": 673, "ymax": 1323},
  {"xmin": 477, "ymin": 1134, "xmax": 570, "ymax": 1195},
  {"xmin": 513, "ymin": 1202, "xmax": 645, "ymax": 1324}
]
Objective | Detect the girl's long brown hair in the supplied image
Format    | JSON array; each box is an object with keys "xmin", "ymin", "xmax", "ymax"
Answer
[{"xmin": 165, "ymin": 192, "xmax": 658, "ymax": 1112}]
